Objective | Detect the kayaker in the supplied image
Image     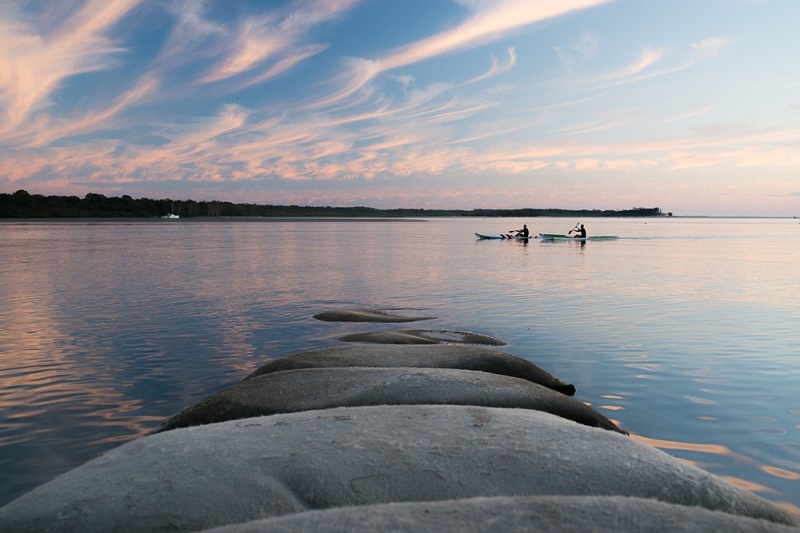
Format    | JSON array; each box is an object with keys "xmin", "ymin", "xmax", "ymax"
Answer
[
  {"xmin": 513, "ymin": 224, "xmax": 529, "ymax": 238},
  {"xmin": 571, "ymin": 224, "xmax": 586, "ymax": 238}
]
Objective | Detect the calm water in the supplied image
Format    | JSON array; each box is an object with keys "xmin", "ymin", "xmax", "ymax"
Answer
[{"xmin": 1, "ymin": 217, "xmax": 798, "ymax": 512}]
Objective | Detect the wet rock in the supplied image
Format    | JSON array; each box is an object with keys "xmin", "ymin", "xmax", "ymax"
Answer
[
  {"xmin": 151, "ymin": 367, "xmax": 619, "ymax": 434},
  {"xmin": 204, "ymin": 496, "xmax": 800, "ymax": 533},
  {"xmin": 244, "ymin": 345, "xmax": 575, "ymax": 395},
  {"xmin": 339, "ymin": 329, "xmax": 507, "ymax": 346},
  {"xmin": 313, "ymin": 309, "xmax": 435, "ymax": 322}
]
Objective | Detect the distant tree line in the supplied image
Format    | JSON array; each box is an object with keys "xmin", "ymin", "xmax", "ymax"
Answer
[{"xmin": 0, "ymin": 190, "xmax": 666, "ymax": 218}]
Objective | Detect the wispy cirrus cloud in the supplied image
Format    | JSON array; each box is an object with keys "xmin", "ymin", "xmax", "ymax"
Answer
[
  {"xmin": 165, "ymin": 0, "xmax": 360, "ymax": 87},
  {"xmin": 465, "ymin": 47, "xmax": 518, "ymax": 84},
  {"xmin": 199, "ymin": 16, "xmax": 312, "ymax": 84},
  {"xmin": 311, "ymin": 0, "xmax": 612, "ymax": 109},
  {"xmin": 383, "ymin": 0, "xmax": 610, "ymax": 69},
  {"xmin": 2, "ymin": 0, "xmax": 603, "ymax": 162},
  {"xmin": 0, "ymin": 0, "xmax": 363, "ymax": 149},
  {"xmin": 555, "ymin": 31, "xmax": 600, "ymax": 71},
  {"xmin": 0, "ymin": 0, "xmax": 143, "ymax": 144},
  {"xmin": 19, "ymin": 73, "xmax": 160, "ymax": 149},
  {"xmin": 583, "ymin": 37, "xmax": 735, "ymax": 90}
]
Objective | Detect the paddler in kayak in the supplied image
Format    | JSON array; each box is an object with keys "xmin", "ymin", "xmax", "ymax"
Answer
[
  {"xmin": 512, "ymin": 224, "xmax": 529, "ymax": 238},
  {"xmin": 569, "ymin": 224, "xmax": 586, "ymax": 239}
]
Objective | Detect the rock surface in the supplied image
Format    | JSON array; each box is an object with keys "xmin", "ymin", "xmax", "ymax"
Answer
[
  {"xmin": 313, "ymin": 309, "xmax": 435, "ymax": 322},
  {"xmin": 244, "ymin": 345, "xmax": 576, "ymax": 395},
  {"xmin": 202, "ymin": 496, "xmax": 800, "ymax": 533},
  {"xmin": 151, "ymin": 367, "xmax": 616, "ymax": 434},
  {"xmin": 338, "ymin": 329, "xmax": 507, "ymax": 345},
  {"xmin": 2, "ymin": 406, "xmax": 797, "ymax": 532}
]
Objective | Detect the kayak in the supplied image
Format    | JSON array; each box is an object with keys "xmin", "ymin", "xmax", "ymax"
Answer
[
  {"xmin": 475, "ymin": 233, "xmax": 532, "ymax": 240},
  {"xmin": 475, "ymin": 232, "xmax": 533, "ymax": 240},
  {"xmin": 539, "ymin": 233, "xmax": 618, "ymax": 241},
  {"xmin": 538, "ymin": 234, "xmax": 618, "ymax": 242}
]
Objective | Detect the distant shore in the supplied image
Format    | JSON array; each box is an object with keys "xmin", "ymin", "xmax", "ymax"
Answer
[
  {"xmin": 0, "ymin": 217, "xmax": 427, "ymax": 223},
  {"xmin": 1, "ymin": 190, "xmax": 667, "ymax": 219}
]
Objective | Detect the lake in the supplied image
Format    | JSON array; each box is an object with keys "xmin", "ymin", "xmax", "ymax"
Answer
[{"xmin": 0, "ymin": 217, "xmax": 798, "ymax": 513}]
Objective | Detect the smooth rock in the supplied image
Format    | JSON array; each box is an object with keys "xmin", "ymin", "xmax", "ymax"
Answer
[
  {"xmin": 201, "ymin": 496, "xmax": 800, "ymax": 533},
  {"xmin": 313, "ymin": 309, "xmax": 435, "ymax": 322},
  {"xmin": 244, "ymin": 345, "xmax": 575, "ymax": 395},
  {"xmin": 151, "ymin": 367, "xmax": 616, "ymax": 434},
  {"xmin": 338, "ymin": 329, "xmax": 507, "ymax": 346}
]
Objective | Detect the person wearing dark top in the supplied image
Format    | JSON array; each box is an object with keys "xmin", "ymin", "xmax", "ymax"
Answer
[
  {"xmin": 572, "ymin": 224, "xmax": 586, "ymax": 238},
  {"xmin": 513, "ymin": 224, "xmax": 529, "ymax": 238}
]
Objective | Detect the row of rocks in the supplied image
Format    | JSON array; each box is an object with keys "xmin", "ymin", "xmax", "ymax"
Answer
[{"xmin": 1, "ymin": 310, "xmax": 797, "ymax": 531}]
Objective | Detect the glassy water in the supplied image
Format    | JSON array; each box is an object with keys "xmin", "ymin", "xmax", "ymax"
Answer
[{"xmin": 1, "ymin": 217, "xmax": 798, "ymax": 512}]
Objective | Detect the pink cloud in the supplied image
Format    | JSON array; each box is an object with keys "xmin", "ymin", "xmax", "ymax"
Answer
[
  {"xmin": 0, "ymin": 0, "xmax": 142, "ymax": 143},
  {"xmin": 310, "ymin": 0, "xmax": 611, "ymax": 109}
]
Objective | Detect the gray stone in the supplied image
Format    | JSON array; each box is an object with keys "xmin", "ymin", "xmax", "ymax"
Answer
[
  {"xmin": 244, "ymin": 345, "xmax": 575, "ymax": 395},
  {"xmin": 151, "ymin": 367, "xmax": 615, "ymax": 434},
  {"xmin": 338, "ymin": 329, "xmax": 507, "ymax": 346},
  {"xmin": 313, "ymin": 309, "xmax": 436, "ymax": 322},
  {"xmin": 201, "ymin": 496, "xmax": 800, "ymax": 533},
  {"xmin": 2, "ymin": 406, "xmax": 796, "ymax": 532}
]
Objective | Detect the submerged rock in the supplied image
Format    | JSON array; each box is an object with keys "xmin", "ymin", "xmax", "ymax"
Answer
[
  {"xmin": 338, "ymin": 329, "xmax": 507, "ymax": 346},
  {"xmin": 313, "ymin": 309, "xmax": 436, "ymax": 322}
]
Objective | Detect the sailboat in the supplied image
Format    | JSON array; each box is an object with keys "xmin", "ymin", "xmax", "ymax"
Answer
[{"xmin": 163, "ymin": 201, "xmax": 179, "ymax": 219}]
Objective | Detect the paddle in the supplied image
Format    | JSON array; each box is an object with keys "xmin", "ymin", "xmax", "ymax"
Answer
[{"xmin": 567, "ymin": 222, "xmax": 580, "ymax": 235}]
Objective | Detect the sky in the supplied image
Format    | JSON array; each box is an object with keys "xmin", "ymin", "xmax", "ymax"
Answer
[{"xmin": 1, "ymin": 0, "xmax": 799, "ymax": 216}]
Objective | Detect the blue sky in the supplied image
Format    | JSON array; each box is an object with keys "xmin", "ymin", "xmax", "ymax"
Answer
[{"xmin": 1, "ymin": 0, "xmax": 799, "ymax": 216}]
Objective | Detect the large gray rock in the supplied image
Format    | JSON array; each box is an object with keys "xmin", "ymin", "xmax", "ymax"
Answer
[
  {"xmin": 152, "ymin": 367, "xmax": 615, "ymax": 434},
  {"xmin": 244, "ymin": 344, "xmax": 575, "ymax": 395},
  {"xmin": 1, "ymin": 406, "xmax": 796, "ymax": 532},
  {"xmin": 201, "ymin": 496, "xmax": 800, "ymax": 533}
]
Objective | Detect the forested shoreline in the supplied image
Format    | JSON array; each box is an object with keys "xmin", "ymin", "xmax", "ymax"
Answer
[{"xmin": 1, "ymin": 190, "xmax": 667, "ymax": 218}]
